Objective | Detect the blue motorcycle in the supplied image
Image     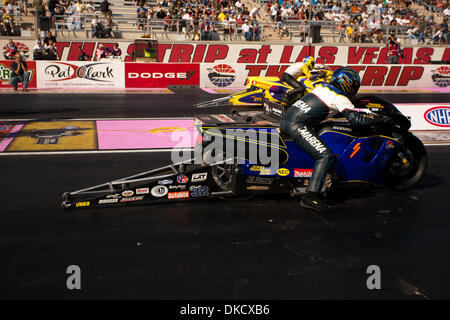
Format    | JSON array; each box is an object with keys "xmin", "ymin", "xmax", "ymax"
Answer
[
  {"xmin": 61, "ymin": 95, "xmax": 427, "ymax": 209},
  {"xmin": 195, "ymin": 95, "xmax": 427, "ymax": 196}
]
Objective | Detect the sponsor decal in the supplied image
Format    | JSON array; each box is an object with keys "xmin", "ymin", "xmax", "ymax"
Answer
[
  {"xmin": 37, "ymin": 61, "xmax": 124, "ymax": 89},
  {"xmin": 99, "ymin": 198, "xmax": 119, "ymax": 204},
  {"xmin": 207, "ymin": 64, "xmax": 236, "ymax": 87},
  {"xmin": 189, "ymin": 185, "xmax": 209, "ymax": 197},
  {"xmin": 176, "ymin": 174, "xmax": 189, "ymax": 184},
  {"xmin": 424, "ymin": 107, "xmax": 450, "ymax": 127},
  {"xmin": 250, "ymin": 165, "xmax": 264, "ymax": 171},
  {"xmin": 125, "ymin": 63, "xmax": 199, "ymax": 88},
  {"xmin": 247, "ymin": 185, "xmax": 270, "ymax": 191},
  {"xmin": 127, "ymin": 72, "xmax": 195, "ymax": 80},
  {"xmin": 168, "ymin": 191, "xmax": 189, "ymax": 199},
  {"xmin": 169, "ymin": 185, "xmax": 187, "ymax": 190},
  {"xmin": 385, "ymin": 140, "xmax": 395, "ymax": 149},
  {"xmin": 136, "ymin": 187, "xmax": 149, "ymax": 195},
  {"xmin": 158, "ymin": 179, "xmax": 173, "ymax": 185},
  {"xmin": 43, "ymin": 62, "xmax": 115, "ymax": 82},
  {"xmin": 75, "ymin": 201, "xmax": 90, "ymax": 207},
  {"xmin": 431, "ymin": 66, "xmax": 450, "ymax": 88},
  {"xmin": 260, "ymin": 168, "xmax": 273, "ymax": 175},
  {"xmin": 2, "ymin": 42, "xmax": 30, "ymax": 59},
  {"xmin": 122, "ymin": 190, "xmax": 134, "ymax": 197},
  {"xmin": 297, "ymin": 128, "xmax": 327, "ymax": 154},
  {"xmin": 191, "ymin": 172, "xmax": 208, "ymax": 182},
  {"xmin": 151, "ymin": 185, "xmax": 168, "ymax": 197},
  {"xmin": 294, "ymin": 169, "xmax": 313, "ymax": 178},
  {"xmin": 246, "ymin": 176, "xmax": 274, "ymax": 185},
  {"xmin": 331, "ymin": 126, "xmax": 352, "ymax": 132},
  {"xmin": 277, "ymin": 168, "xmax": 290, "ymax": 176},
  {"xmin": 293, "ymin": 100, "xmax": 311, "ymax": 113},
  {"xmin": 106, "ymin": 193, "xmax": 121, "ymax": 199},
  {"xmin": 120, "ymin": 196, "xmax": 144, "ymax": 202}
]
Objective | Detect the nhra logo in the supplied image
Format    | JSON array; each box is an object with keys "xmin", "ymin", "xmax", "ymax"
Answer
[
  {"xmin": 431, "ymin": 66, "xmax": 450, "ymax": 88},
  {"xmin": 207, "ymin": 64, "xmax": 236, "ymax": 87},
  {"xmin": 44, "ymin": 62, "xmax": 114, "ymax": 82},
  {"xmin": 2, "ymin": 42, "xmax": 30, "ymax": 59},
  {"xmin": 127, "ymin": 71, "xmax": 195, "ymax": 80},
  {"xmin": 424, "ymin": 106, "xmax": 450, "ymax": 127}
]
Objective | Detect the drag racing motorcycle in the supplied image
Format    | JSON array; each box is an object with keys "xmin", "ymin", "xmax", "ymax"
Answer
[
  {"xmin": 195, "ymin": 67, "xmax": 333, "ymax": 109},
  {"xmin": 61, "ymin": 95, "xmax": 427, "ymax": 210}
]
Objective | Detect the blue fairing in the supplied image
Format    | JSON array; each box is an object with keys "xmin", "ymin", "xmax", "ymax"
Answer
[{"xmin": 238, "ymin": 128, "xmax": 398, "ymax": 186}]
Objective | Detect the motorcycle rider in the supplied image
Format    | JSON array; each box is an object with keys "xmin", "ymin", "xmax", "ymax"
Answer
[
  {"xmin": 280, "ymin": 67, "xmax": 392, "ymax": 212},
  {"xmin": 281, "ymin": 56, "xmax": 330, "ymax": 103}
]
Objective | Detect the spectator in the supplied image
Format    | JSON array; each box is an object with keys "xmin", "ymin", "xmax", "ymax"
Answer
[
  {"xmin": 33, "ymin": 39, "xmax": 46, "ymax": 59},
  {"xmin": 200, "ymin": 15, "xmax": 212, "ymax": 40},
  {"xmin": 43, "ymin": 31, "xmax": 57, "ymax": 46},
  {"xmin": 386, "ymin": 32, "xmax": 401, "ymax": 63},
  {"xmin": 34, "ymin": 0, "xmax": 46, "ymax": 17},
  {"xmin": 104, "ymin": 16, "xmax": 114, "ymax": 37},
  {"xmin": 9, "ymin": 53, "xmax": 30, "ymax": 92},
  {"xmin": 91, "ymin": 15, "xmax": 105, "ymax": 37},
  {"xmin": 95, "ymin": 43, "xmax": 106, "ymax": 60},
  {"xmin": 163, "ymin": 12, "xmax": 173, "ymax": 31},
  {"xmin": 182, "ymin": 9, "xmax": 193, "ymax": 40},
  {"xmin": 241, "ymin": 19, "xmax": 252, "ymax": 41},
  {"xmin": 45, "ymin": 39, "xmax": 59, "ymax": 59},
  {"xmin": 137, "ymin": 3, "xmax": 147, "ymax": 30},
  {"xmin": 100, "ymin": 0, "xmax": 111, "ymax": 17},
  {"xmin": 1, "ymin": 12, "xmax": 14, "ymax": 36},
  {"xmin": 191, "ymin": 12, "xmax": 200, "ymax": 40},
  {"xmin": 222, "ymin": 13, "xmax": 231, "ymax": 40},
  {"xmin": 112, "ymin": 43, "xmax": 121, "ymax": 56},
  {"xmin": 250, "ymin": 7, "xmax": 260, "ymax": 20},
  {"xmin": 86, "ymin": 1, "xmax": 96, "ymax": 14},
  {"xmin": 5, "ymin": 39, "xmax": 17, "ymax": 59}
]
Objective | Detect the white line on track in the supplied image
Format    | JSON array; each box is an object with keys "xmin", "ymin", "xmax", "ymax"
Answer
[
  {"xmin": 0, "ymin": 148, "xmax": 194, "ymax": 156},
  {"xmin": 0, "ymin": 117, "xmax": 194, "ymax": 121}
]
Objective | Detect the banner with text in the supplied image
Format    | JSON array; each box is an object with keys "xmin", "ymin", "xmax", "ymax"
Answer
[
  {"xmin": 36, "ymin": 61, "xmax": 125, "ymax": 89},
  {"xmin": 125, "ymin": 63, "xmax": 199, "ymax": 88},
  {"xmin": 1, "ymin": 40, "xmax": 448, "ymax": 65},
  {"xmin": 200, "ymin": 63, "xmax": 450, "ymax": 89}
]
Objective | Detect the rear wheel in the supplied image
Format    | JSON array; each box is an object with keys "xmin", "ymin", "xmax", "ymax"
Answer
[
  {"xmin": 386, "ymin": 134, "xmax": 427, "ymax": 190},
  {"xmin": 202, "ymin": 149, "xmax": 235, "ymax": 191}
]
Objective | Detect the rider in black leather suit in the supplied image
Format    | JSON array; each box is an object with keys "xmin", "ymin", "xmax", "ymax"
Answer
[{"xmin": 280, "ymin": 67, "xmax": 392, "ymax": 212}]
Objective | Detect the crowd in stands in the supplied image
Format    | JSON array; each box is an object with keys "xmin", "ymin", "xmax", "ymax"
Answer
[
  {"xmin": 134, "ymin": 0, "xmax": 262, "ymax": 41},
  {"xmin": 267, "ymin": 0, "xmax": 449, "ymax": 44}
]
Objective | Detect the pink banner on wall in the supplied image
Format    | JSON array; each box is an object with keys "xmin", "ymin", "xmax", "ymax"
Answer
[{"xmin": 96, "ymin": 120, "xmax": 195, "ymax": 150}]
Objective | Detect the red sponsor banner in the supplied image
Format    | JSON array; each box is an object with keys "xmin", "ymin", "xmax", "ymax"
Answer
[
  {"xmin": 125, "ymin": 63, "xmax": 200, "ymax": 88},
  {"xmin": 0, "ymin": 60, "xmax": 37, "ymax": 89}
]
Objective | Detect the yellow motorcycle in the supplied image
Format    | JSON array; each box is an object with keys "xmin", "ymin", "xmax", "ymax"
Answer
[{"xmin": 195, "ymin": 68, "xmax": 334, "ymax": 109}]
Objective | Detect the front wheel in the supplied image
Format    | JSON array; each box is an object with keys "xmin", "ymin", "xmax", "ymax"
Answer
[{"xmin": 386, "ymin": 134, "xmax": 427, "ymax": 190}]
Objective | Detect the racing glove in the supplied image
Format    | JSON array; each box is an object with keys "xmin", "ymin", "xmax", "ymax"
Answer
[{"xmin": 341, "ymin": 109, "xmax": 392, "ymax": 129}]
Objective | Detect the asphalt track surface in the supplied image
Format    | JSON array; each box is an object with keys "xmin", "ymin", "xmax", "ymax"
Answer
[{"xmin": 1, "ymin": 90, "xmax": 450, "ymax": 299}]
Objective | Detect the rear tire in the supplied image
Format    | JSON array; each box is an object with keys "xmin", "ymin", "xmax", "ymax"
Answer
[{"xmin": 386, "ymin": 134, "xmax": 427, "ymax": 190}]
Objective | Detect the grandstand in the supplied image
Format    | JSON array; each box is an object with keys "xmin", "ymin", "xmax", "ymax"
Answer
[{"xmin": 0, "ymin": 0, "xmax": 449, "ymax": 45}]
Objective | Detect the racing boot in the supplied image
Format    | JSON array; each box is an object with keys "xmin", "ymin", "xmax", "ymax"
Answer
[{"xmin": 300, "ymin": 191, "xmax": 331, "ymax": 213}]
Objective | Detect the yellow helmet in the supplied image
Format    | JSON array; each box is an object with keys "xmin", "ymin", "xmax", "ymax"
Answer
[{"xmin": 303, "ymin": 56, "xmax": 315, "ymax": 71}]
